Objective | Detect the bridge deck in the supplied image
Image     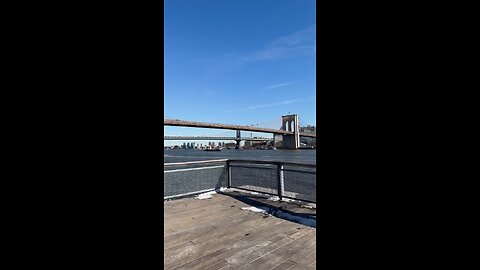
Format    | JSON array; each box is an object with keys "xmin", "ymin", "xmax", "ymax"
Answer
[
  {"xmin": 164, "ymin": 191, "xmax": 316, "ymax": 270},
  {"xmin": 164, "ymin": 136, "xmax": 271, "ymax": 141},
  {"xmin": 164, "ymin": 119, "xmax": 316, "ymax": 138}
]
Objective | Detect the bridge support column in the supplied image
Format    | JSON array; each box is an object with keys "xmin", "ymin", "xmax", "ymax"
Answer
[
  {"xmin": 281, "ymin": 114, "xmax": 300, "ymax": 149},
  {"xmin": 235, "ymin": 130, "xmax": 241, "ymax": 150},
  {"xmin": 282, "ymin": 135, "xmax": 298, "ymax": 149}
]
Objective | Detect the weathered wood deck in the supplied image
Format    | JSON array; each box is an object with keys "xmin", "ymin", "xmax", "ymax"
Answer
[{"xmin": 164, "ymin": 191, "xmax": 316, "ymax": 270}]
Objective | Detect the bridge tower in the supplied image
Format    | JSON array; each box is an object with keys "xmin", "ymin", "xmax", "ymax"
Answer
[
  {"xmin": 235, "ymin": 130, "xmax": 241, "ymax": 150},
  {"xmin": 281, "ymin": 114, "xmax": 300, "ymax": 149}
]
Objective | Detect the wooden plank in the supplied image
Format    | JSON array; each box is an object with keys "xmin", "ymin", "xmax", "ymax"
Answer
[
  {"xmin": 164, "ymin": 204, "xmax": 246, "ymax": 234},
  {"xmin": 243, "ymin": 231, "xmax": 316, "ymax": 270},
  {"xmin": 164, "ymin": 195, "xmax": 252, "ymax": 224},
  {"xmin": 223, "ymin": 228, "xmax": 311, "ymax": 267},
  {"xmin": 165, "ymin": 200, "xmax": 229, "ymax": 218},
  {"xmin": 163, "ymin": 194, "xmax": 316, "ymax": 270},
  {"xmin": 202, "ymin": 260, "xmax": 230, "ymax": 270},
  {"xmin": 164, "ymin": 201, "xmax": 233, "ymax": 227},
  {"xmin": 288, "ymin": 249, "xmax": 316, "ymax": 270},
  {"xmin": 165, "ymin": 209, "xmax": 247, "ymax": 240},
  {"xmin": 165, "ymin": 200, "xmax": 268, "ymax": 242},
  {"xmin": 165, "ymin": 213, "xmax": 287, "ymax": 268},
  {"xmin": 164, "ymin": 198, "xmax": 234, "ymax": 220},
  {"xmin": 287, "ymin": 227, "xmax": 314, "ymax": 240},
  {"xmin": 164, "ymin": 241, "xmax": 193, "ymax": 254},
  {"xmin": 169, "ymin": 221, "xmax": 298, "ymax": 270},
  {"xmin": 218, "ymin": 228, "xmax": 313, "ymax": 270},
  {"xmin": 287, "ymin": 242, "xmax": 316, "ymax": 263},
  {"xmin": 164, "ymin": 211, "xmax": 252, "ymax": 249},
  {"xmin": 166, "ymin": 215, "xmax": 300, "ymax": 269},
  {"xmin": 164, "ymin": 195, "xmax": 232, "ymax": 214},
  {"xmin": 270, "ymin": 259, "xmax": 297, "ymax": 270},
  {"xmin": 186, "ymin": 221, "xmax": 301, "ymax": 269},
  {"xmin": 188, "ymin": 214, "xmax": 267, "ymax": 245},
  {"xmin": 165, "ymin": 213, "xmax": 260, "ymax": 255},
  {"xmin": 165, "ymin": 208, "xmax": 239, "ymax": 231},
  {"xmin": 164, "ymin": 196, "xmax": 228, "ymax": 210},
  {"xmin": 167, "ymin": 201, "xmax": 246, "ymax": 227},
  {"xmin": 164, "ymin": 195, "xmax": 276, "ymax": 235}
]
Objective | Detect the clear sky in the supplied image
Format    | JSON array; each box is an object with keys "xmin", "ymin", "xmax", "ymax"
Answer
[{"xmin": 164, "ymin": 0, "xmax": 316, "ymax": 146}]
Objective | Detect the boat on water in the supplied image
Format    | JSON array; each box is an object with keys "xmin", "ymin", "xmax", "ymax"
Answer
[{"xmin": 204, "ymin": 148, "xmax": 222, "ymax": 152}]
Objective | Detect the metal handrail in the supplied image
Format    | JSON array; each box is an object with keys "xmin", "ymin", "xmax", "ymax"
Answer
[
  {"xmin": 163, "ymin": 159, "xmax": 316, "ymax": 167},
  {"xmin": 227, "ymin": 159, "xmax": 316, "ymax": 168},
  {"xmin": 226, "ymin": 159, "xmax": 315, "ymax": 202},
  {"xmin": 163, "ymin": 159, "xmax": 316, "ymax": 203},
  {"xmin": 164, "ymin": 159, "xmax": 228, "ymax": 166}
]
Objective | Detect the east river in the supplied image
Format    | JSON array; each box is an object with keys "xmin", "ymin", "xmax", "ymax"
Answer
[{"xmin": 164, "ymin": 149, "xmax": 316, "ymax": 164}]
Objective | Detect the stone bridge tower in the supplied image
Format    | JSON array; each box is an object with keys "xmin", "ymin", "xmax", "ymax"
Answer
[{"xmin": 281, "ymin": 114, "xmax": 300, "ymax": 149}]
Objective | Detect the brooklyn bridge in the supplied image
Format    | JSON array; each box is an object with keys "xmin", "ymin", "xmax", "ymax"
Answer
[{"xmin": 164, "ymin": 114, "xmax": 316, "ymax": 149}]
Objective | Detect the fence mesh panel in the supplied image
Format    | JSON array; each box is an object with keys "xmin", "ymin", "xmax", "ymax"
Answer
[
  {"xmin": 282, "ymin": 166, "xmax": 316, "ymax": 202},
  {"xmin": 164, "ymin": 159, "xmax": 316, "ymax": 203},
  {"xmin": 164, "ymin": 161, "xmax": 227, "ymax": 199},
  {"xmin": 229, "ymin": 162, "xmax": 278, "ymax": 195}
]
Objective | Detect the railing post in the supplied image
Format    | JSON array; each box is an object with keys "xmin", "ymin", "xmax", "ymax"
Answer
[
  {"xmin": 277, "ymin": 163, "xmax": 284, "ymax": 201},
  {"xmin": 227, "ymin": 160, "xmax": 232, "ymax": 188}
]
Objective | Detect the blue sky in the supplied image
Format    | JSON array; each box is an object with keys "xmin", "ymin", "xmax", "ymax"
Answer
[{"xmin": 164, "ymin": 0, "xmax": 316, "ymax": 145}]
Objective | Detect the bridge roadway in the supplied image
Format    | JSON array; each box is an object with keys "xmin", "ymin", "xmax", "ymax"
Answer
[
  {"xmin": 164, "ymin": 136, "xmax": 271, "ymax": 141},
  {"xmin": 164, "ymin": 119, "xmax": 316, "ymax": 138}
]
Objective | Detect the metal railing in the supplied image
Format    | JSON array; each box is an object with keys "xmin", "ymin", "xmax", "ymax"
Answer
[
  {"xmin": 164, "ymin": 159, "xmax": 228, "ymax": 200},
  {"xmin": 164, "ymin": 159, "xmax": 316, "ymax": 203},
  {"xmin": 227, "ymin": 160, "xmax": 316, "ymax": 203}
]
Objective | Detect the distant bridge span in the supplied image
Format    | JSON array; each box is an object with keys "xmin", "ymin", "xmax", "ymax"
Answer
[
  {"xmin": 164, "ymin": 136, "xmax": 271, "ymax": 141},
  {"xmin": 164, "ymin": 119, "xmax": 316, "ymax": 138}
]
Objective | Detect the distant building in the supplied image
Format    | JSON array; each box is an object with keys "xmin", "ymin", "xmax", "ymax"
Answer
[
  {"xmin": 300, "ymin": 125, "xmax": 316, "ymax": 133},
  {"xmin": 225, "ymin": 142, "xmax": 236, "ymax": 148}
]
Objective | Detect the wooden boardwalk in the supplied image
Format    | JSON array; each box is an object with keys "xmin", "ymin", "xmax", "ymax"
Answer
[{"xmin": 164, "ymin": 192, "xmax": 316, "ymax": 270}]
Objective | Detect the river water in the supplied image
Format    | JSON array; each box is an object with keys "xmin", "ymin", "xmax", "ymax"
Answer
[{"xmin": 164, "ymin": 149, "xmax": 316, "ymax": 164}]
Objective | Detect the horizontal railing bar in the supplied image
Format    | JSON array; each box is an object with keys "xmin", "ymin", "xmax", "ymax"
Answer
[
  {"xmin": 232, "ymin": 187, "xmax": 316, "ymax": 204},
  {"xmin": 164, "ymin": 165, "xmax": 225, "ymax": 173},
  {"xmin": 229, "ymin": 165, "xmax": 276, "ymax": 170},
  {"xmin": 282, "ymin": 195, "xmax": 316, "ymax": 204},
  {"xmin": 164, "ymin": 159, "xmax": 228, "ymax": 166},
  {"xmin": 164, "ymin": 188, "xmax": 216, "ymax": 200},
  {"xmin": 163, "ymin": 159, "xmax": 315, "ymax": 167},
  {"xmin": 230, "ymin": 186, "xmax": 279, "ymax": 198},
  {"xmin": 228, "ymin": 159, "xmax": 316, "ymax": 167},
  {"xmin": 228, "ymin": 165, "xmax": 316, "ymax": 174},
  {"xmin": 281, "ymin": 169, "xmax": 317, "ymax": 174}
]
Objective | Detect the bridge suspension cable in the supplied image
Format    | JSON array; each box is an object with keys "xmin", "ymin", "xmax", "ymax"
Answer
[
  {"xmin": 298, "ymin": 116, "xmax": 314, "ymax": 127},
  {"xmin": 245, "ymin": 117, "xmax": 282, "ymax": 130}
]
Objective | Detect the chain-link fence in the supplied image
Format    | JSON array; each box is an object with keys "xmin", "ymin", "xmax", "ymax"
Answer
[
  {"xmin": 227, "ymin": 160, "xmax": 316, "ymax": 203},
  {"xmin": 164, "ymin": 159, "xmax": 316, "ymax": 203},
  {"xmin": 164, "ymin": 159, "xmax": 227, "ymax": 199}
]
